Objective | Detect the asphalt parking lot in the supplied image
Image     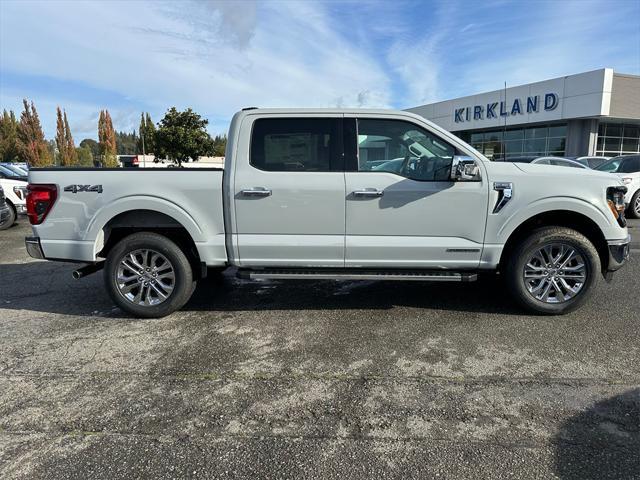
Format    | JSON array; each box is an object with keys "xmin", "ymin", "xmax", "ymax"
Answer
[{"xmin": 0, "ymin": 220, "xmax": 638, "ymax": 479}]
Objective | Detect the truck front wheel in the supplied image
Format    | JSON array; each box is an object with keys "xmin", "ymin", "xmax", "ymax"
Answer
[
  {"xmin": 506, "ymin": 227, "xmax": 600, "ymax": 315},
  {"xmin": 104, "ymin": 232, "xmax": 195, "ymax": 318}
]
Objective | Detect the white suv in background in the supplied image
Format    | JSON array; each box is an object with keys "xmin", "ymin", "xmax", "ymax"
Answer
[
  {"xmin": 596, "ymin": 155, "xmax": 640, "ymax": 218},
  {"xmin": 0, "ymin": 177, "xmax": 28, "ymax": 228}
]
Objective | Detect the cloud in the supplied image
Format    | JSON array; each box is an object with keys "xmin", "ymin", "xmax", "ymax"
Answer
[{"xmin": 1, "ymin": 0, "xmax": 638, "ymax": 140}]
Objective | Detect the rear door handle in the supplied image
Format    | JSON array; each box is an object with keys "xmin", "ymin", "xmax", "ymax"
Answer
[
  {"xmin": 352, "ymin": 188, "xmax": 384, "ymax": 197},
  {"xmin": 241, "ymin": 187, "xmax": 272, "ymax": 197}
]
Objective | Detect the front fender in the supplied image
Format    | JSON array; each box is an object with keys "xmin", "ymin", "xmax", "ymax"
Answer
[{"xmin": 492, "ymin": 196, "xmax": 618, "ymax": 245}]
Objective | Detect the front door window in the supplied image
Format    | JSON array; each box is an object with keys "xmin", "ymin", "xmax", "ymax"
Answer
[{"xmin": 357, "ymin": 119, "xmax": 455, "ymax": 181}]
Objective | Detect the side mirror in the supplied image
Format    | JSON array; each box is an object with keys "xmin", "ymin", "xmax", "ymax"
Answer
[{"xmin": 451, "ymin": 155, "xmax": 481, "ymax": 182}]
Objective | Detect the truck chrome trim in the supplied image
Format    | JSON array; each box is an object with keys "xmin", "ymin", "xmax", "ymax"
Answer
[
  {"xmin": 239, "ymin": 269, "xmax": 478, "ymax": 282},
  {"xmin": 72, "ymin": 262, "xmax": 105, "ymax": 279},
  {"xmin": 352, "ymin": 188, "xmax": 384, "ymax": 197},
  {"xmin": 25, "ymin": 236, "xmax": 45, "ymax": 259},
  {"xmin": 606, "ymin": 235, "xmax": 631, "ymax": 272},
  {"xmin": 240, "ymin": 187, "xmax": 272, "ymax": 197},
  {"xmin": 493, "ymin": 182, "xmax": 513, "ymax": 213}
]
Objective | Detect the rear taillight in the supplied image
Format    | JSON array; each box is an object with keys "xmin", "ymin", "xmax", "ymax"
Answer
[{"xmin": 26, "ymin": 184, "xmax": 57, "ymax": 225}]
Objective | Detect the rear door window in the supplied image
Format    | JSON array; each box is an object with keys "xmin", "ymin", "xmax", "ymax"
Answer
[
  {"xmin": 250, "ymin": 118, "xmax": 342, "ymax": 172},
  {"xmin": 619, "ymin": 156, "xmax": 640, "ymax": 173}
]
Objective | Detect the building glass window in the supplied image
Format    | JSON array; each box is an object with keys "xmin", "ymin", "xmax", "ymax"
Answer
[
  {"xmin": 548, "ymin": 125, "xmax": 567, "ymax": 137},
  {"xmin": 595, "ymin": 122, "xmax": 640, "ymax": 156},
  {"xmin": 453, "ymin": 123, "xmax": 567, "ymax": 160},
  {"xmin": 525, "ymin": 127, "xmax": 548, "ymax": 139}
]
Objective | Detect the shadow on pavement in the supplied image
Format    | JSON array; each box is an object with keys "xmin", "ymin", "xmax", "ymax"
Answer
[
  {"xmin": 554, "ymin": 388, "xmax": 640, "ymax": 479},
  {"xmin": 0, "ymin": 261, "xmax": 524, "ymax": 317}
]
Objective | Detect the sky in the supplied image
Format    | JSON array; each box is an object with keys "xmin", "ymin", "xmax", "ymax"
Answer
[{"xmin": 1, "ymin": 0, "xmax": 639, "ymax": 141}]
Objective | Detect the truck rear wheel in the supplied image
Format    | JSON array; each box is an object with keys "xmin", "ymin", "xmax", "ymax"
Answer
[
  {"xmin": 104, "ymin": 232, "xmax": 195, "ymax": 318},
  {"xmin": 505, "ymin": 227, "xmax": 599, "ymax": 315}
]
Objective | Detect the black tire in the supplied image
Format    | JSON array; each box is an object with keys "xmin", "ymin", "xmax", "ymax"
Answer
[
  {"xmin": 627, "ymin": 190, "xmax": 640, "ymax": 219},
  {"xmin": 0, "ymin": 204, "xmax": 16, "ymax": 230},
  {"xmin": 104, "ymin": 232, "xmax": 195, "ymax": 318},
  {"xmin": 505, "ymin": 227, "xmax": 600, "ymax": 315}
]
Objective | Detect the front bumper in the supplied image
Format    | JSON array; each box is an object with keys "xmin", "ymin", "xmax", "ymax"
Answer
[
  {"xmin": 607, "ymin": 235, "xmax": 631, "ymax": 272},
  {"xmin": 25, "ymin": 236, "xmax": 45, "ymax": 260},
  {"xmin": 15, "ymin": 204, "xmax": 27, "ymax": 214}
]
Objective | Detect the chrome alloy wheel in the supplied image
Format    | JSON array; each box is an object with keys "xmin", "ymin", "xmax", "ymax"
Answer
[
  {"xmin": 116, "ymin": 249, "xmax": 175, "ymax": 306},
  {"xmin": 634, "ymin": 195, "xmax": 640, "ymax": 216},
  {"xmin": 523, "ymin": 243, "xmax": 587, "ymax": 304}
]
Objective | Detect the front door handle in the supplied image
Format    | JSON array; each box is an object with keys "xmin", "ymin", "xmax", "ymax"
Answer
[
  {"xmin": 352, "ymin": 188, "xmax": 384, "ymax": 198},
  {"xmin": 241, "ymin": 187, "xmax": 272, "ymax": 197}
]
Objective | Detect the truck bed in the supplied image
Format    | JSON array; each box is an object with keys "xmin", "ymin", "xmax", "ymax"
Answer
[{"xmin": 28, "ymin": 168, "xmax": 227, "ymax": 266}]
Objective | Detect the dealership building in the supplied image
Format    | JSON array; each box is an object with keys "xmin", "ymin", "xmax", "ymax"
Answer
[{"xmin": 407, "ymin": 68, "xmax": 640, "ymax": 160}]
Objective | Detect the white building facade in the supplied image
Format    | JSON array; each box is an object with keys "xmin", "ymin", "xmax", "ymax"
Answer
[{"xmin": 407, "ymin": 68, "xmax": 640, "ymax": 160}]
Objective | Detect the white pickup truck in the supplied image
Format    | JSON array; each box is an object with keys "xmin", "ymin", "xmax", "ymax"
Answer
[{"xmin": 25, "ymin": 108, "xmax": 630, "ymax": 317}]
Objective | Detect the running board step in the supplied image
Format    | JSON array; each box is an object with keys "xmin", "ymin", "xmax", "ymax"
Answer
[{"xmin": 238, "ymin": 269, "xmax": 478, "ymax": 282}]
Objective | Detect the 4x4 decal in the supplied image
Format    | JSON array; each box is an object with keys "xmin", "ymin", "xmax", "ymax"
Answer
[{"xmin": 64, "ymin": 184, "xmax": 103, "ymax": 194}]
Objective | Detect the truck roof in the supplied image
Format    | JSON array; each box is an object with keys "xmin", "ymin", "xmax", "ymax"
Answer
[{"xmin": 235, "ymin": 107, "xmax": 422, "ymax": 117}]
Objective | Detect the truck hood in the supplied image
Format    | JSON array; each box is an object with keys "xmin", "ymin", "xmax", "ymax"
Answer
[
  {"xmin": 512, "ymin": 162, "xmax": 624, "ymax": 185},
  {"xmin": 0, "ymin": 178, "xmax": 28, "ymax": 188}
]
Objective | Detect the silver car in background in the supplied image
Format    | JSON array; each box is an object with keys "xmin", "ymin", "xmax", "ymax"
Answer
[{"xmin": 531, "ymin": 157, "xmax": 589, "ymax": 169}]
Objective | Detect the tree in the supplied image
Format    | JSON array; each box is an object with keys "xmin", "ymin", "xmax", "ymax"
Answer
[
  {"xmin": 145, "ymin": 112, "xmax": 156, "ymax": 153},
  {"xmin": 76, "ymin": 146, "xmax": 94, "ymax": 166},
  {"xmin": 55, "ymin": 107, "xmax": 66, "ymax": 165},
  {"xmin": 115, "ymin": 130, "xmax": 138, "ymax": 155},
  {"xmin": 137, "ymin": 112, "xmax": 156, "ymax": 154},
  {"xmin": 155, "ymin": 107, "xmax": 215, "ymax": 166},
  {"xmin": 0, "ymin": 109, "xmax": 19, "ymax": 162},
  {"xmin": 16, "ymin": 99, "xmax": 52, "ymax": 167},
  {"xmin": 98, "ymin": 109, "xmax": 118, "ymax": 167},
  {"xmin": 55, "ymin": 107, "xmax": 79, "ymax": 166},
  {"xmin": 80, "ymin": 138, "xmax": 100, "ymax": 160},
  {"xmin": 64, "ymin": 111, "xmax": 78, "ymax": 165},
  {"xmin": 212, "ymin": 134, "xmax": 227, "ymax": 157}
]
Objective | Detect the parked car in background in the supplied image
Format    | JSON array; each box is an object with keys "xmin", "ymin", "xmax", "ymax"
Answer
[
  {"xmin": 575, "ymin": 156, "xmax": 610, "ymax": 169},
  {"xmin": 0, "ymin": 185, "xmax": 13, "ymax": 230},
  {"xmin": 0, "ymin": 177, "xmax": 27, "ymax": 229},
  {"xmin": 596, "ymin": 154, "xmax": 640, "ymax": 218},
  {"xmin": 493, "ymin": 156, "xmax": 538, "ymax": 163},
  {"xmin": 0, "ymin": 164, "xmax": 28, "ymax": 182},
  {"xmin": 531, "ymin": 157, "xmax": 589, "ymax": 169},
  {"xmin": 1, "ymin": 163, "xmax": 29, "ymax": 176}
]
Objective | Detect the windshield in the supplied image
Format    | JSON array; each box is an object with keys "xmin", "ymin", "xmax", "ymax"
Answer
[
  {"xmin": 0, "ymin": 165, "xmax": 23, "ymax": 178},
  {"xmin": 595, "ymin": 156, "xmax": 624, "ymax": 172},
  {"xmin": 2, "ymin": 164, "xmax": 27, "ymax": 175}
]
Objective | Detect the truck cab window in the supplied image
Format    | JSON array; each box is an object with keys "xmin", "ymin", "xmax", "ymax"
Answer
[
  {"xmin": 357, "ymin": 119, "xmax": 455, "ymax": 181},
  {"xmin": 250, "ymin": 118, "xmax": 341, "ymax": 172}
]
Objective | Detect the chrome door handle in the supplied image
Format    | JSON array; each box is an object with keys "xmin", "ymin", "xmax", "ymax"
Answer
[
  {"xmin": 352, "ymin": 188, "xmax": 384, "ymax": 197},
  {"xmin": 241, "ymin": 187, "xmax": 272, "ymax": 197}
]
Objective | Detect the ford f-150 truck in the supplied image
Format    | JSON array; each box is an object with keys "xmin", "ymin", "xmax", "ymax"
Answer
[{"xmin": 25, "ymin": 108, "xmax": 630, "ymax": 317}]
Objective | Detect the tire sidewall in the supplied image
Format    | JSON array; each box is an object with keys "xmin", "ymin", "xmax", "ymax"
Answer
[
  {"xmin": 629, "ymin": 190, "xmax": 640, "ymax": 219},
  {"xmin": 0, "ymin": 205, "xmax": 16, "ymax": 230},
  {"xmin": 507, "ymin": 228, "xmax": 600, "ymax": 315},
  {"xmin": 105, "ymin": 232, "xmax": 193, "ymax": 318}
]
